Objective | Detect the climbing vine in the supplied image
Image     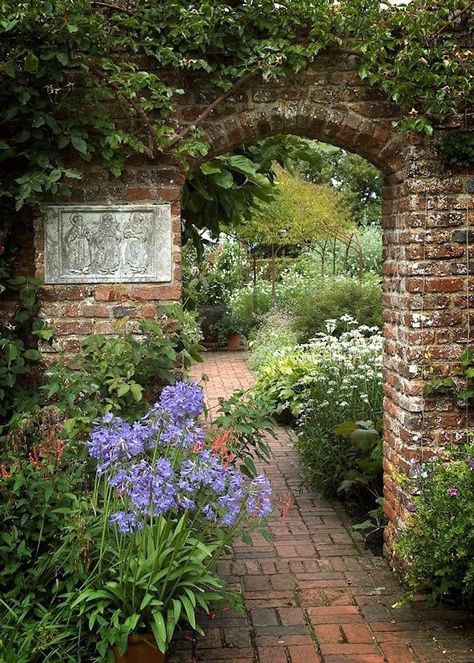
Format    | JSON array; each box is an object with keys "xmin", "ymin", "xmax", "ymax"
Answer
[{"xmin": 0, "ymin": 0, "xmax": 472, "ymax": 221}]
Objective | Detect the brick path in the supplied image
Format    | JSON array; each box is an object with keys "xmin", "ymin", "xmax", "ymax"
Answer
[{"xmin": 168, "ymin": 352, "xmax": 474, "ymax": 663}]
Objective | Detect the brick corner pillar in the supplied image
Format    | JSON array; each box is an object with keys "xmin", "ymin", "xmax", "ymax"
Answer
[
  {"xmin": 33, "ymin": 161, "xmax": 184, "ymax": 356},
  {"xmin": 382, "ymin": 141, "xmax": 473, "ymax": 565}
]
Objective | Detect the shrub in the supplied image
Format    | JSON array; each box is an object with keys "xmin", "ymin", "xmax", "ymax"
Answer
[
  {"xmin": 247, "ymin": 310, "xmax": 297, "ymax": 370},
  {"xmin": 294, "ymin": 325, "xmax": 383, "ymax": 496},
  {"xmin": 291, "ymin": 274, "xmax": 382, "ymax": 342},
  {"xmin": 43, "ymin": 313, "xmax": 203, "ymax": 439},
  {"xmin": 0, "ymin": 275, "xmax": 53, "ymax": 438},
  {"xmin": 396, "ymin": 445, "xmax": 474, "ymax": 607},
  {"xmin": 183, "ymin": 241, "xmax": 245, "ymax": 308},
  {"xmin": 229, "ymin": 282, "xmax": 272, "ymax": 336},
  {"xmin": 0, "ymin": 409, "xmax": 95, "ymax": 661},
  {"xmin": 251, "ymin": 346, "xmax": 318, "ymax": 417}
]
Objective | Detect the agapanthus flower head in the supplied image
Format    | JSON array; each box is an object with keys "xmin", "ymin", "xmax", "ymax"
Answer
[
  {"xmin": 247, "ymin": 475, "xmax": 272, "ymax": 518},
  {"xmin": 406, "ymin": 502, "xmax": 417, "ymax": 513},
  {"xmin": 447, "ymin": 487, "xmax": 458, "ymax": 497},
  {"xmin": 89, "ymin": 415, "xmax": 144, "ymax": 474},
  {"xmin": 159, "ymin": 381, "xmax": 204, "ymax": 422},
  {"xmin": 109, "ymin": 510, "xmax": 142, "ymax": 534},
  {"xmin": 465, "ymin": 455, "xmax": 474, "ymax": 471}
]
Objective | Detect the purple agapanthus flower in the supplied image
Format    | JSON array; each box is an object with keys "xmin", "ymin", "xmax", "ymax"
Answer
[
  {"xmin": 109, "ymin": 510, "xmax": 142, "ymax": 534},
  {"xmin": 447, "ymin": 487, "xmax": 458, "ymax": 497},
  {"xmin": 89, "ymin": 380, "xmax": 273, "ymax": 537},
  {"xmin": 160, "ymin": 382, "xmax": 204, "ymax": 422},
  {"xmin": 89, "ymin": 415, "xmax": 144, "ymax": 474},
  {"xmin": 465, "ymin": 456, "xmax": 474, "ymax": 471},
  {"xmin": 247, "ymin": 475, "xmax": 273, "ymax": 518},
  {"xmin": 406, "ymin": 502, "xmax": 417, "ymax": 513}
]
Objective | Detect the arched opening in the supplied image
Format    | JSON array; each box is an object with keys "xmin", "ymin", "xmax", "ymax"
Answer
[{"xmin": 182, "ymin": 132, "xmax": 386, "ymax": 546}]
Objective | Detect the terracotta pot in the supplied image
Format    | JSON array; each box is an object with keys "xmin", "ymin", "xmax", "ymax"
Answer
[
  {"xmin": 198, "ymin": 305, "xmax": 227, "ymax": 343},
  {"xmin": 112, "ymin": 634, "xmax": 165, "ymax": 663},
  {"xmin": 227, "ymin": 332, "xmax": 241, "ymax": 350}
]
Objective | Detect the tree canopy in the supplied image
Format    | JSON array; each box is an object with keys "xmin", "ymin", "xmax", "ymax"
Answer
[{"xmin": 238, "ymin": 166, "xmax": 352, "ymax": 247}]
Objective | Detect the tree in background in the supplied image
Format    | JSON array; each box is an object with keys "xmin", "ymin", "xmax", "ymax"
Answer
[
  {"xmin": 236, "ymin": 167, "xmax": 355, "ymax": 304},
  {"xmin": 303, "ymin": 150, "xmax": 382, "ymax": 227},
  {"xmin": 181, "ymin": 136, "xmax": 337, "ymax": 251},
  {"xmin": 182, "ymin": 136, "xmax": 382, "ymax": 255}
]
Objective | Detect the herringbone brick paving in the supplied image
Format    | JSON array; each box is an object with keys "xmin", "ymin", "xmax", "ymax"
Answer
[{"xmin": 168, "ymin": 352, "xmax": 474, "ymax": 663}]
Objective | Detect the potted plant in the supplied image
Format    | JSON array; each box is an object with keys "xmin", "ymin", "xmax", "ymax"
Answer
[
  {"xmin": 214, "ymin": 311, "xmax": 247, "ymax": 350},
  {"xmin": 73, "ymin": 381, "xmax": 272, "ymax": 661}
]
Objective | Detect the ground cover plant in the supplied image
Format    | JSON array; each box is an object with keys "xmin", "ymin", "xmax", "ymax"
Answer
[{"xmin": 396, "ymin": 444, "xmax": 474, "ymax": 607}]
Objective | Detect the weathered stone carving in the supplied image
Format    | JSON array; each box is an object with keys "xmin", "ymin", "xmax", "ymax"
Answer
[{"xmin": 44, "ymin": 205, "xmax": 172, "ymax": 283}]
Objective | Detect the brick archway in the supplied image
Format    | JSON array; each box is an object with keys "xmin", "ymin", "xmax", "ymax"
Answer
[{"xmin": 17, "ymin": 51, "xmax": 473, "ymax": 558}]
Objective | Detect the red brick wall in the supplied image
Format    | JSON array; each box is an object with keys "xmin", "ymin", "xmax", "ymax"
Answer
[{"xmin": 6, "ymin": 50, "xmax": 473, "ymax": 559}]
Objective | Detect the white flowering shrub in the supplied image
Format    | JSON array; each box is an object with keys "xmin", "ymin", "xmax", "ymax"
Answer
[
  {"xmin": 297, "ymin": 320, "xmax": 383, "ymax": 426},
  {"xmin": 252, "ymin": 318, "xmax": 383, "ymax": 418},
  {"xmin": 251, "ymin": 318, "xmax": 384, "ymax": 496},
  {"xmin": 295, "ymin": 321, "xmax": 383, "ymax": 496}
]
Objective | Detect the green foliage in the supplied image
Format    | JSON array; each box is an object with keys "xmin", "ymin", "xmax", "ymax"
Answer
[
  {"xmin": 240, "ymin": 166, "xmax": 352, "ymax": 246},
  {"xmin": 250, "ymin": 323, "xmax": 384, "ymax": 496},
  {"xmin": 182, "ymin": 240, "xmax": 245, "ymax": 308},
  {"xmin": 212, "ymin": 390, "xmax": 276, "ymax": 474},
  {"xmin": 0, "ymin": 411, "xmax": 94, "ymax": 661},
  {"xmin": 44, "ymin": 317, "xmax": 203, "ymax": 439},
  {"xmin": 396, "ymin": 444, "xmax": 474, "ymax": 606},
  {"xmin": 439, "ymin": 132, "xmax": 474, "ymax": 167},
  {"xmin": 0, "ymin": 274, "xmax": 52, "ymax": 435},
  {"xmin": 213, "ymin": 310, "xmax": 246, "ymax": 345},
  {"xmin": 247, "ymin": 311, "xmax": 298, "ymax": 371},
  {"xmin": 331, "ymin": 419, "xmax": 383, "ymax": 495},
  {"xmin": 291, "ymin": 274, "xmax": 382, "ymax": 342},
  {"xmin": 229, "ymin": 284, "xmax": 273, "ymax": 334},
  {"xmin": 73, "ymin": 515, "xmax": 227, "ymax": 657},
  {"xmin": 252, "ymin": 348, "xmax": 317, "ymax": 418},
  {"xmin": 182, "ymin": 136, "xmax": 330, "ymax": 246},
  {"xmin": 0, "ymin": 1, "xmax": 471, "ymax": 217},
  {"xmin": 182, "ymin": 153, "xmax": 275, "ymax": 243},
  {"xmin": 303, "ymin": 149, "xmax": 382, "ymax": 227}
]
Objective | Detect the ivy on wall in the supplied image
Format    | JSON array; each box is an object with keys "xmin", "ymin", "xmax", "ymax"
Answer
[{"xmin": 0, "ymin": 0, "xmax": 472, "ymax": 221}]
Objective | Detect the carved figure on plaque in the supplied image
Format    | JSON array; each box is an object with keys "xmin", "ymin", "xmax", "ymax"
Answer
[
  {"xmin": 64, "ymin": 213, "xmax": 92, "ymax": 274},
  {"xmin": 123, "ymin": 212, "xmax": 150, "ymax": 274},
  {"xmin": 95, "ymin": 213, "xmax": 121, "ymax": 274}
]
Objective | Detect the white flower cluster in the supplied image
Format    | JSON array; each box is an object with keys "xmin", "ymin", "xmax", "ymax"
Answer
[
  {"xmin": 252, "ymin": 316, "xmax": 383, "ymax": 428},
  {"xmin": 297, "ymin": 319, "xmax": 383, "ymax": 427}
]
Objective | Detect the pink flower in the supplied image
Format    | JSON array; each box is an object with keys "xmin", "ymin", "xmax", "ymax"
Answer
[
  {"xmin": 447, "ymin": 487, "xmax": 458, "ymax": 497},
  {"xmin": 406, "ymin": 502, "xmax": 417, "ymax": 512}
]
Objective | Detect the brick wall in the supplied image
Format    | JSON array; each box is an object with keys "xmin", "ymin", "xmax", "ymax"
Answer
[{"xmin": 6, "ymin": 49, "xmax": 473, "ymax": 560}]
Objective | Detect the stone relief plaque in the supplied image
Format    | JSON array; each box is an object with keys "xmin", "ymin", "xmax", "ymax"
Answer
[{"xmin": 44, "ymin": 204, "xmax": 172, "ymax": 284}]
